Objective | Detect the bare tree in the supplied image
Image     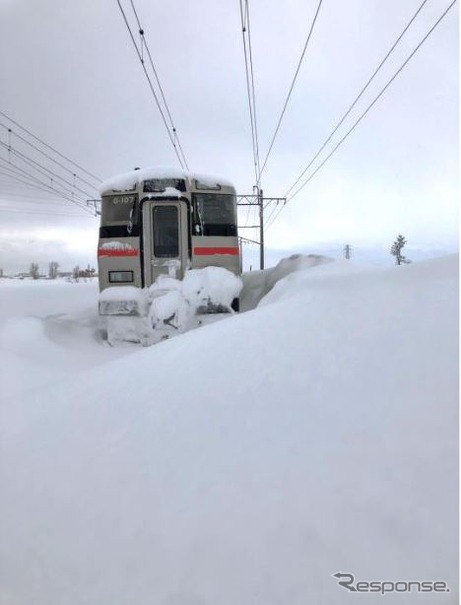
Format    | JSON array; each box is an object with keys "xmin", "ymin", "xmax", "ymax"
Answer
[
  {"xmin": 72, "ymin": 265, "xmax": 80, "ymax": 282},
  {"xmin": 49, "ymin": 261, "xmax": 59, "ymax": 279},
  {"xmin": 390, "ymin": 235, "xmax": 411, "ymax": 265},
  {"xmin": 30, "ymin": 263, "xmax": 40, "ymax": 279}
]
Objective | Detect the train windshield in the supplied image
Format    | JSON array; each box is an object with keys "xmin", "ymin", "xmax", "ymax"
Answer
[
  {"xmin": 101, "ymin": 194, "xmax": 138, "ymax": 224},
  {"xmin": 143, "ymin": 178, "xmax": 186, "ymax": 193},
  {"xmin": 193, "ymin": 193, "xmax": 237, "ymax": 236}
]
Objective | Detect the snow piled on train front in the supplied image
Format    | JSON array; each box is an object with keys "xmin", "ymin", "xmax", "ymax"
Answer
[
  {"xmin": 100, "ymin": 266, "xmax": 242, "ymax": 345},
  {"xmin": 98, "ymin": 166, "xmax": 234, "ymax": 194}
]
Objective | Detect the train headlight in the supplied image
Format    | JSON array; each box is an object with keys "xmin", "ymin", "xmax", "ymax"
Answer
[{"xmin": 109, "ymin": 271, "xmax": 134, "ymax": 283}]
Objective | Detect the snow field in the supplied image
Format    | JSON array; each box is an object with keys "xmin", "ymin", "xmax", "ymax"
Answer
[{"xmin": 0, "ymin": 255, "xmax": 458, "ymax": 604}]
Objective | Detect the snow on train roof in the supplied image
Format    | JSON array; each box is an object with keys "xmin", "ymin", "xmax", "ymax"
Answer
[{"xmin": 98, "ymin": 167, "xmax": 235, "ymax": 194}]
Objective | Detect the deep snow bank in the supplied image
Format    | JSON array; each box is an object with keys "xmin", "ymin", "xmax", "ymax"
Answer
[
  {"xmin": 240, "ymin": 253, "xmax": 333, "ymax": 310},
  {"xmin": 0, "ymin": 279, "xmax": 132, "ymax": 400},
  {"xmin": 0, "ymin": 255, "xmax": 458, "ymax": 605}
]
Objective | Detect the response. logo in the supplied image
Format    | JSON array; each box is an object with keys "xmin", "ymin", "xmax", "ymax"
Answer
[{"xmin": 332, "ymin": 572, "xmax": 450, "ymax": 595}]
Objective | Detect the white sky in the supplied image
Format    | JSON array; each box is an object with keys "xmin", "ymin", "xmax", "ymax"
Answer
[{"xmin": 0, "ymin": 0, "xmax": 458, "ymax": 271}]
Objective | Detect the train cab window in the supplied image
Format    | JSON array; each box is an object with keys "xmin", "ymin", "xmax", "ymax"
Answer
[
  {"xmin": 153, "ymin": 206, "xmax": 179, "ymax": 258},
  {"xmin": 192, "ymin": 193, "xmax": 237, "ymax": 237},
  {"xmin": 101, "ymin": 194, "xmax": 138, "ymax": 224},
  {"xmin": 143, "ymin": 178, "xmax": 186, "ymax": 193}
]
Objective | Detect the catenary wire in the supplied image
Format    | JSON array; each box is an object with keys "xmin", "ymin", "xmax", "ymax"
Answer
[
  {"xmin": 245, "ymin": 0, "xmax": 261, "ymax": 186},
  {"xmin": 128, "ymin": 0, "xmax": 189, "ymax": 169},
  {"xmin": 284, "ymin": 0, "xmax": 430, "ymax": 198},
  {"xmin": 0, "ymin": 159, "xmax": 89, "ymax": 206},
  {"xmin": 115, "ymin": 0, "xmax": 189, "ymax": 170},
  {"xmin": 0, "ymin": 141, "xmax": 95, "ymax": 200},
  {"xmin": 260, "ymin": 0, "xmax": 324, "ymax": 177},
  {"xmin": 265, "ymin": 0, "xmax": 456, "ymax": 231},
  {"xmin": 239, "ymin": 0, "xmax": 261, "ymax": 187},
  {"xmin": 0, "ymin": 206, "xmax": 96, "ymax": 218},
  {"xmin": 0, "ymin": 188, "xmax": 89, "ymax": 206},
  {"xmin": 0, "ymin": 148, "xmax": 93, "ymax": 208},
  {"xmin": 287, "ymin": 0, "xmax": 457, "ymax": 202},
  {"xmin": 0, "ymin": 160, "xmax": 93, "ymax": 213},
  {"xmin": 0, "ymin": 122, "xmax": 100, "ymax": 192},
  {"xmin": 0, "ymin": 109, "xmax": 101, "ymax": 182}
]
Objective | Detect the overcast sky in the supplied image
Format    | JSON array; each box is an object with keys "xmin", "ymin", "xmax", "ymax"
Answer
[{"xmin": 0, "ymin": 0, "xmax": 458, "ymax": 272}]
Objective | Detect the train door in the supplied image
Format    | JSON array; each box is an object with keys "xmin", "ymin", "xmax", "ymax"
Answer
[{"xmin": 142, "ymin": 199, "xmax": 190, "ymax": 286}]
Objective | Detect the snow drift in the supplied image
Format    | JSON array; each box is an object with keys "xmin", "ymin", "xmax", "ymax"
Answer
[{"xmin": 0, "ymin": 255, "xmax": 458, "ymax": 604}]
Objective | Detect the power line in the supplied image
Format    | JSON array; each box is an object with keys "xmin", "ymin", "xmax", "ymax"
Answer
[
  {"xmin": 0, "ymin": 171, "xmax": 91, "ymax": 207},
  {"xmin": 286, "ymin": 0, "xmax": 457, "ymax": 202},
  {"xmin": 264, "ymin": 196, "xmax": 288, "ymax": 231},
  {"xmin": 284, "ymin": 0, "xmax": 430, "ymax": 199},
  {"xmin": 0, "ymin": 160, "xmax": 83, "ymax": 202},
  {"xmin": 264, "ymin": 199, "xmax": 284, "ymax": 227},
  {"xmin": 0, "ymin": 141, "xmax": 95, "ymax": 200},
  {"xmin": 0, "ymin": 160, "xmax": 93, "ymax": 213},
  {"xmin": 0, "ymin": 206, "xmax": 96, "ymax": 218},
  {"xmin": 260, "ymin": 0, "xmax": 324, "ymax": 177},
  {"xmin": 128, "ymin": 0, "xmax": 189, "ymax": 169},
  {"xmin": 0, "ymin": 147, "xmax": 92, "ymax": 209},
  {"xmin": 115, "ymin": 0, "xmax": 189, "ymax": 170},
  {"xmin": 239, "ymin": 0, "xmax": 261, "ymax": 187},
  {"xmin": 0, "ymin": 122, "xmax": 100, "ymax": 192},
  {"xmin": 0, "ymin": 176, "xmax": 92, "ymax": 214},
  {"xmin": 246, "ymin": 0, "xmax": 261, "ymax": 186},
  {"xmin": 0, "ymin": 109, "xmax": 101, "ymax": 182},
  {"xmin": 0, "ymin": 189, "xmax": 87, "ymax": 205}
]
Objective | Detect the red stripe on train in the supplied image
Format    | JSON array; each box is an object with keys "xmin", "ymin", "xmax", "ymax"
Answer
[
  {"xmin": 97, "ymin": 249, "xmax": 139, "ymax": 257},
  {"xmin": 193, "ymin": 247, "xmax": 239, "ymax": 256}
]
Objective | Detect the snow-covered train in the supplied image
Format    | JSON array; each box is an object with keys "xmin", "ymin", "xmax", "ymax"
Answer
[{"xmin": 97, "ymin": 167, "xmax": 241, "ymax": 312}]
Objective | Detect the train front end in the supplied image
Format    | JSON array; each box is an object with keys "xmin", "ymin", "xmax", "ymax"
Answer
[{"xmin": 97, "ymin": 169, "xmax": 242, "ymax": 343}]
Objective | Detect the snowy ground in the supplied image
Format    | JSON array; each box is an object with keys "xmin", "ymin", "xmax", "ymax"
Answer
[{"xmin": 0, "ymin": 255, "xmax": 458, "ymax": 604}]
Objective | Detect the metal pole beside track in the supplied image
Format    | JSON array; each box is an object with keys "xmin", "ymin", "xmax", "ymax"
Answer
[{"xmin": 259, "ymin": 188, "xmax": 264, "ymax": 270}]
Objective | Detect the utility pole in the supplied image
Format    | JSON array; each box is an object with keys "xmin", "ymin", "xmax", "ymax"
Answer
[
  {"xmin": 258, "ymin": 188, "xmax": 264, "ymax": 270},
  {"xmin": 237, "ymin": 192, "xmax": 285, "ymax": 271}
]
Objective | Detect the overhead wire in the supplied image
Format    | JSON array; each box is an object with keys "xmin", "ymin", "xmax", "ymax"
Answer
[
  {"xmin": 0, "ymin": 162, "xmax": 65, "ymax": 195},
  {"xmin": 286, "ymin": 0, "xmax": 457, "ymax": 202},
  {"xmin": 246, "ymin": 0, "xmax": 261, "ymax": 186},
  {"xmin": 0, "ymin": 141, "xmax": 95, "ymax": 200},
  {"xmin": 260, "ymin": 0, "xmax": 324, "ymax": 177},
  {"xmin": 115, "ymin": 0, "xmax": 189, "ymax": 170},
  {"xmin": 0, "ymin": 176, "xmax": 93, "ymax": 214},
  {"xmin": 283, "ymin": 0, "xmax": 430, "ymax": 199},
  {"xmin": 0, "ymin": 109, "xmax": 101, "ymax": 182},
  {"xmin": 0, "ymin": 159, "xmax": 94, "ymax": 213},
  {"xmin": 0, "ymin": 122, "xmax": 100, "ymax": 192},
  {"xmin": 128, "ymin": 0, "xmax": 189, "ymax": 169},
  {"xmin": 263, "ymin": 199, "xmax": 283, "ymax": 227},
  {"xmin": 0, "ymin": 206, "xmax": 96, "ymax": 218},
  {"xmin": 0, "ymin": 159, "xmax": 75, "ymax": 197},
  {"xmin": 0, "ymin": 189, "xmax": 88, "ymax": 205},
  {"xmin": 265, "ymin": 0, "xmax": 457, "ymax": 230},
  {"xmin": 239, "ymin": 0, "xmax": 261, "ymax": 187},
  {"xmin": 0, "ymin": 114, "xmax": 101, "ymax": 216}
]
